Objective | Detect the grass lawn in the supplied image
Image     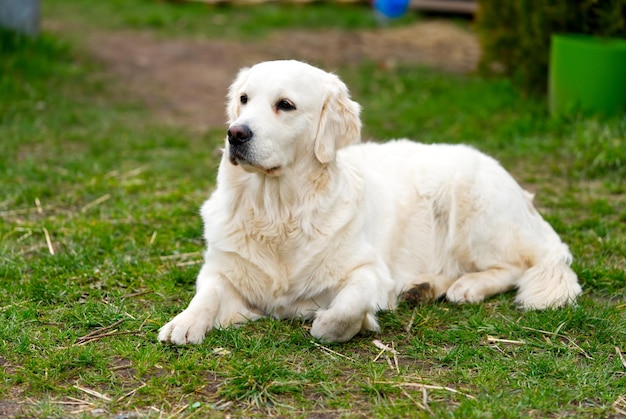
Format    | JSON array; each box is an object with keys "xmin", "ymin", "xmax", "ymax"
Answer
[{"xmin": 1, "ymin": 1, "xmax": 626, "ymax": 417}]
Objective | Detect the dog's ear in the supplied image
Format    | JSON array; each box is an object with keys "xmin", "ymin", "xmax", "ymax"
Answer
[
  {"xmin": 314, "ymin": 75, "xmax": 362, "ymax": 164},
  {"xmin": 226, "ymin": 67, "xmax": 251, "ymax": 124}
]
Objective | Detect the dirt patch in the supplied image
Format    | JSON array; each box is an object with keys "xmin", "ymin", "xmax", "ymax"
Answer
[
  {"xmin": 45, "ymin": 20, "xmax": 479, "ymax": 131},
  {"xmin": 0, "ymin": 356, "xmax": 25, "ymax": 417},
  {"xmin": 0, "ymin": 401, "xmax": 22, "ymax": 418}
]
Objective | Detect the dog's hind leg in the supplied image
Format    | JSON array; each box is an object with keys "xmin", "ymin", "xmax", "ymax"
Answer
[
  {"xmin": 445, "ymin": 264, "xmax": 523, "ymax": 304},
  {"xmin": 400, "ymin": 274, "xmax": 457, "ymax": 307}
]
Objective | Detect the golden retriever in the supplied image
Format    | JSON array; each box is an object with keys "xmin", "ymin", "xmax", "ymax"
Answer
[{"xmin": 158, "ymin": 60, "xmax": 581, "ymax": 344}]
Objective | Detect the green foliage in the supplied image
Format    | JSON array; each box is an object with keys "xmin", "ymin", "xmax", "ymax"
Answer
[
  {"xmin": 476, "ymin": 0, "xmax": 626, "ymax": 94},
  {"xmin": 565, "ymin": 117, "xmax": 626, "ymax": 179}
]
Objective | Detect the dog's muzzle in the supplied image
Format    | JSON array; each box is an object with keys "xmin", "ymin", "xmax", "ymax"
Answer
[{"xmin": 227, "ymin": 124, "xmax": 253, "ymax": 166}]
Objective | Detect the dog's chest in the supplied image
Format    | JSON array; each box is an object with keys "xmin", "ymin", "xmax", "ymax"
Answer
[
  {"xmin": 216, "ymin": 208, "xmax": 348, "ymax": 303},
  {"xmin": 203, "ymin": 178, "xmax": 362, "ymax": 307},
  {"xmin": 242, "ymin": 210, "xmax": 301, "ymax": 252}
]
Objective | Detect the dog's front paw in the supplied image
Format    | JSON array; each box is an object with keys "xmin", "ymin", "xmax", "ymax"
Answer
[
  {"xmin": 446, "ymin": 278, "xmax": 485, "ymax": 304},
  {"xmin": 310, "ymin": 309, "xmax": 364, "ymax": 343},
  {"xmin": 158, "ymin": 308, "xmax": 212, "ymax": 345}
]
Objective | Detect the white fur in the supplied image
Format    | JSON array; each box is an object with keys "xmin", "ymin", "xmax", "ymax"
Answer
[{"xmin": 158, "ymin": 60, "xmax": 582, "ymax": 344}]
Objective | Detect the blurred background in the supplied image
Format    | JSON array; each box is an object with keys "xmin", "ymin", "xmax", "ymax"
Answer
[
  {"xmin": 2, "ymin": 0, "xmax": 484, "ymax": 132},
  {"xmin": 2, "ymin": 0, "xmax": 624, "ymax": 132}
]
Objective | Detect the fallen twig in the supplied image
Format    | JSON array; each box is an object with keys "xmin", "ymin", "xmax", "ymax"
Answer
[
  {"xmin": 372, "ymin": 340, "xmax": 400, "ymax": 373},
  {"xmin": 158, "ymin": 251, "xmax": 203, "ymax": 261},
  {"xmin": 120, "ymin": 166, "xmax": 147, "ymax": 179},
  {"xmin": 378, "ymin": 381, "xmax": 476, "ymax": 400},
  {"xmin": 158, "ymin": 251, "xmax": 205, "ymax": 267},
  {"xmin": 392, "ymin": 341, "xmax": 400, "ymax": 374},
  {"xmin": 110, "ymin": 363, "xmax": 133, "ymax": 372},
  {"xmin": 81, "ymin": 194, "xmax": 111, "ymax": 213},
  {"xmin": 401, "ymin": 388, "xmax": 427, "ymax": 411},
  {"xmin": 385, "ymin": 355, "xmax": 395, "ymax": 372},
  {"xmin": 372, "ymin": 338, "xmax": 399, "ymax": 365},
  {"xmin": 73, "ymin": 384, "xmax": 111, "ymax": 402},
  {"xmin": 76, "ymin": 330, "xmax": 139, "ymax": 346},
  {"xmin": 487, "ymin": 336, "xmax": 526, "ymax": 345},
  {"xmin": 373, "ymin": 347, "xmax": 386, "ymax": 363},
  {"xmin": 137, "ymin": 315, "xmax": 151, "ymax": 332},
  {"xmin": 115, "ymin": 382, "xmax": 147, "ymax": 402},
  {"xmin": 311, "ymin": 341, "xmax": 357, "ymax": 363},
  {"xmin": 373, "ymin": 339, "xmax": 398, "ymax": 355},
  {"xmin": 176, "ymin": 260, "xmax": 203, "ymax": 267},
  {"xmin": 16, "ymin": 229, "xmax": 33, "ymax": 242},
  {"xmin": 171, "ymin": 403, "xmax": 190, "ymax": 417},
  {"xmin": 405, "ymin": 311, "xmax": 416, "ymax": 336},
  {"xmin": 422, "ymin": 386, "xmax": 433, "ymax": 414},
  {"xmin": 77, "ymin": 319, "xmax": 125, "ymax": 343},
  {"xmin": 489, "ymin": 343, "xmax": 513, "ymax": 358},
  {"xmin": 616, "ymin": 347, "xmax": 626, "ymax": 369},
  {"xmin": 42, "ymin": 227, "xmax": 55, "ymax": 255}
]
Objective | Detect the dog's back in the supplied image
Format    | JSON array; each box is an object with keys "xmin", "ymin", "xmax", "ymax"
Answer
[{"xmin": 339, "ymin": 139, "xmax": 581, "ymax": 309}]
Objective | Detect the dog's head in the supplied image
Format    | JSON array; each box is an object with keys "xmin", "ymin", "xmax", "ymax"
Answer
[{"xmin": 225, "ymin": 60, "xmax": 361, "ymax": 176}]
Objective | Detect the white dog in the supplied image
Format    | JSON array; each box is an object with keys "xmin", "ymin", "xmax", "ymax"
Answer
[{"xmin": 158, "ymin": 60, "xmax": 582, "ymax": 344}]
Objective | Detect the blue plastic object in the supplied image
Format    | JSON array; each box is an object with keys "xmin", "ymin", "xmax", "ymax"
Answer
[{"xmin": 374, "ymin": 0, "xmax": 410, "ymax": 19}]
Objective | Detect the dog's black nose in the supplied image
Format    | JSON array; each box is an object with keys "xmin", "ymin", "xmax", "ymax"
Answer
[{"xmin": 227, "ymin": 125, "xmax": 253, "ymax": 146}]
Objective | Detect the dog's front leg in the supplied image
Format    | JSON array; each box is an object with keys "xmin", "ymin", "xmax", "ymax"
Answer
[
  {"xmin": 310, "ymin": 264, "xmax": 389, "ymax": 343},
  {"xmin": 158, "ymin": 264, "xmax": 259, "ymax": 345}
]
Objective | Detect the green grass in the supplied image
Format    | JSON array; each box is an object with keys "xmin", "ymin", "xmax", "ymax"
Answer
[{"xmin": 2, "ymin": 3, "xmax": 626, "ymax": 417}]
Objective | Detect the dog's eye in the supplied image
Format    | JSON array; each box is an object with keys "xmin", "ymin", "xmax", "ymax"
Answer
[
  {"xmin": 276, "ymin": 99, "xmax": 296, "ymax": 112},
  {"xmin": 240, "ymin": 94, "xmax": 248, "ymax": 105}
]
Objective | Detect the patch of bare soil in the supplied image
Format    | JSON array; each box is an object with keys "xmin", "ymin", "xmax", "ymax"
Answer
[
  {"xmin": 46, "ymin": 20, "xmax": 479, "ymax": 131},
  {"xmin": 0, "ymin": 402, "xmax": 22, "ymax": 418},
  {"xmin": 0, "ymin": 356, "xmax": 24, "ymax": 417}
]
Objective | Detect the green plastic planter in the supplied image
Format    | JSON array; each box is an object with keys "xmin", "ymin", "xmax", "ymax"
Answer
[{"xmin": 549, "ymin": 34, "xmax": 626, "ymax": 117}]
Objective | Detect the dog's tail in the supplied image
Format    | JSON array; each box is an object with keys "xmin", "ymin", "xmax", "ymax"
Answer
[{"xmin": 515, "ymin": 248, "xmax": 582, "ymax": 309}]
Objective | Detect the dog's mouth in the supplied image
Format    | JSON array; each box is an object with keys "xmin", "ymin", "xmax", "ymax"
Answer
[
  {"xmin": 228, "ymin": 145, "xmax": 252, "ymax": 167},
  {"xmin": 229, "ymin": 147, "xmax": 282, "ymax": 176},
  {"xmin": 240, "ymin": 162, "xmax": 283, "ymax": 177},
  {"xmin": 262, "ymin": 166, "xmax": 282, "ymax": 176}
]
